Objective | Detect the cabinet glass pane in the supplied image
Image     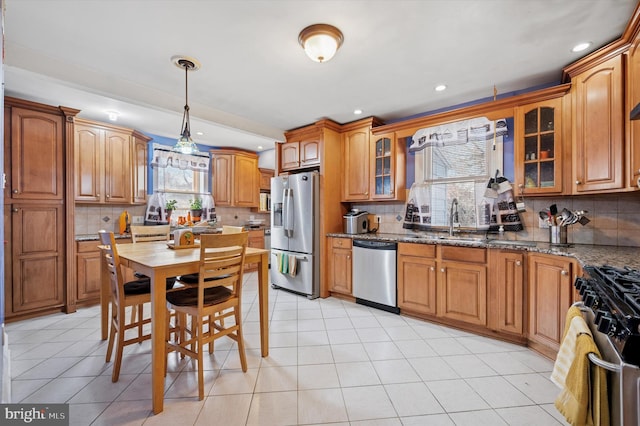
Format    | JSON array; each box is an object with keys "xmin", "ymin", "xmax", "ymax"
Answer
[
  {"xmin": 524, "ymin": 135, "xmax": 538, "ymax": 160},
  {"xmin": 524, "ymin": 109, "xmax": 538, "ymax": 134},
  {"xmin": 540, "ymin": 161, "xmax": 555, "ymax": 187},
  {"xmin": 383, "ymin": 176, "xmax": 391, "ymax": 194},
  {"xmin": 540, "ymin": 133, "xmax": 554, "ymax": 158},
  {"xmin": 376, "ymin": 158, "xmax": 383, "ymax": 175},
  {"xmin": 383, "ymin": 138, "xmax": 391, "ymax": 155},
  {"xmin": 524, "ymin": 163, "xmax": 538, "ymax": 188},
  {"xmin": 376, "ymin": 177, "xmax": 383, "ymax": 194},
  {"xmin": 383, "ymin": 157, "xmax": 390, "ymax": 175},
  {"xmin": 540, "ymin": 107, "xmax": 554, "ymax": 131}
]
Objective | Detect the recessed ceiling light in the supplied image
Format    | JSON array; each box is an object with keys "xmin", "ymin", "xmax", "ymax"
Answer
[
  {"xmin": 435, "ymin": 84, "xmax": 447, "ymax": 92},
  {"xmin": 106, "ymin": 110, "xmax": 119, "ymax": 121},
  {"xmin": 572, "ymin": 42, "xmax": 592, "ymax": 53},
  {"xmin": 257, "ymin": 145, "xmax": 263, "ymax": 151},
  {"xmin": 195, "ymin": 131, "xmax": 204, "ymax": 136},
  {"xmin": 354, "ymin": 109, "xmax": 363, "ymax": 115}
]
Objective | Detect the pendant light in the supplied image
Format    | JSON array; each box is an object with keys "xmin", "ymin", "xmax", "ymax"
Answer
[
  {"xmin": 172, "ymin": 56, "xmax": 200, "ymax": 154},
  {"xmin": 298, "ymin": 24, "xmax": 344, "ymax": 63}
]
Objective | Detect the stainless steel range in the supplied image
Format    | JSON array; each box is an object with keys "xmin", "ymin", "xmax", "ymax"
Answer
[{"xmin": 574, "ymin": 265, "xmax": 640, "ymax": 426}]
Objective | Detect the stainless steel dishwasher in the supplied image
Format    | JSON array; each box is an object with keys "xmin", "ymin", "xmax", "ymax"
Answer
[{"xmin": 352, "ymin": 240, "xmax": 399, "ymax": 314}]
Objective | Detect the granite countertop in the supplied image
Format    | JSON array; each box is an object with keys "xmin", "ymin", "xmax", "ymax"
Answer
[
  {"xmin": 327, "ymin": 232, "xmax": 640, "ymax": 270},
  {"xmin": 76, "ymin": 225, "xmax": 270, "ymax": 242}
]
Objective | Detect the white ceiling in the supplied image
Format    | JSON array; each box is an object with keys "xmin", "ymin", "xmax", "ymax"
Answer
[{"xmin": 4, "ymin": 0, "xmax": 639, "ymax": 152}]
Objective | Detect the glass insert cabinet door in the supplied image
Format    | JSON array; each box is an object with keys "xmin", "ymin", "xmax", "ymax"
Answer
[
  {"xmin": 372, "ymin": 136, "xmax": 395, "ymax": 199},
  {"xmin": 515, "ymin": 98, "xmax": 563, "ymax": 194}
]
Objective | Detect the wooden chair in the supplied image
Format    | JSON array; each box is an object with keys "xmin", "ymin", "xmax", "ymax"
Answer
[
  {"xmin": 222, "ymin": 225, "xmax": 244, "ymax": 234},
  {"xmin": 99, "ymin": 230, "xmax": 153, "ymax": 382},
  {"xmin": 128, "ymin": 224, "xmax": 178, "ymax": 335},
  {"xmin": 130, "ymin": 224, "xmax": 171, "ymax": 242},
  {"xmin": 166, "ymin": 232, "xmax": 249, "ymax": 400}
]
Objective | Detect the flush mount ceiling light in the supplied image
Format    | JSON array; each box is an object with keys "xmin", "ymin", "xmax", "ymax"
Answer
[
  {"xmin": 572, "ymin": 42, "xmax": 592, "ymax": 52},
  {"xmin": 434, "ymin": 84, "xmax": 447, "ymax": 92},
  {"xmin": 298, "ymin": 24, "xmax": 344, "ymax": 63},
  {"xmin": 171, "ymin": 55, "xmax": 201, "ymax": 154}
]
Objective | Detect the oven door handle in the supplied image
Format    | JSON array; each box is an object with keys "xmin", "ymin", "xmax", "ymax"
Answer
[
  {"xmin": 587, "ymin": 353, "xmax": 621, "ymax": 372},
  {"xmin": 572, "ymin": 302, "xmax": 622, "ymax": 373}
]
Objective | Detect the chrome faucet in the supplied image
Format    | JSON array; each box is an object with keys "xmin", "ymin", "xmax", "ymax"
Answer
[{"xmin": 449, "ymin": 198, "xmax": 459, "ymax": 236}]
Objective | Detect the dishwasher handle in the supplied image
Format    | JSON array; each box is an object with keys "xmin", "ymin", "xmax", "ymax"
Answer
[{"xmin": 353, "ymin": 240, "xmax": 397, "ymax": 250}]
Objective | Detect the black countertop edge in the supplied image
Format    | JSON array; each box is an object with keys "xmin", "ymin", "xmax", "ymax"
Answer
[{"xmin": 327, "ymin": 232, "xmax": 640, "ymax": 271}]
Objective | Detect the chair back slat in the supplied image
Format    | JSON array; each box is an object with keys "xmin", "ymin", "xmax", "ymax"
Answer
[
  {"xmin": 197, "ymin": 233, "xmax": 248, "ymax": 304},
  {"xmin": 130, "ymin": 225, "xmax": 171, "ymax": 243},
  {"xmin": 98, "ymin": 230, "xmax": 125, "ymax": 308}
]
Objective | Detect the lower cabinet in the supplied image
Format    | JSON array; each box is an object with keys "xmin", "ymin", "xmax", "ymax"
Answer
[
  {"xmin": 527, "ymin": 252, "xmax": 576, "ymax": 357},
  {"xmin": 488, "ymin": 250, "xmax": 525, "ymax": 337},
  {"xmin": 327, "ymin": 237, "xmax": 352, "ymax": 295},
  {"xmin": 438, "ymin": 246, "xmax": 487, "ymax": 326},
  {"xmin": 245, "ymin": 229, "xmax": 265, "ymax": 271},
  {"xmin": 397, "ymin": 243, "xmax": 437, "ymax": 315},
  {"xmin": 76, "ymin": 240, "xmax": 102, "ymax": 303},
  {"xmin": 76, "ymin": 237, "xmax": 132, "ymax": 305}
]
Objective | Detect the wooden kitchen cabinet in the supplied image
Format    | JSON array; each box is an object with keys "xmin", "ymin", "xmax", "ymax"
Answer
[
  {"xmin": 132, "ymin": 131, "xmax": 151, "ymax": 204},
  {"xmin": 74, "ymin": 118, "xmax": 134, "ymax": 204},
  {"xmin": 259, "ymin": 168, "xmax": 274, "ymax": 191},
  {"xmin": 438, "ymin": 246, "xmax": 487, "ymax": 326},
  {"xmin": 397, "ymin": 243, "xmax": 437, "ymax": 315},
  {"xmin": 527, "ymin": 252, "xmax": 576, "ymax": 358},
  {"xmin": 341, "ymin": 117, "xmax": 405, "ymax": 202},
  {"xmin": 572, "ymin": 55, "xmax": 625, "ymax": 193},
  {"xmin": 211, "ymin": 149, "xmax": 259, "ymax": 208},
  {"xmin": 327, "ymin": 237, "xmax": 352, "ymax": 296},
  {"xmin": 488, "ymin": 250, "xmax": 525, "ymax": 337},
  {"xmin": 279, "ymin": 139, "xmax": 320, "ymax": 172},
  {"xmin": 628, "ymin": 30, "xmax": 640, "ymax": 189},
  {"xmin": 4, "ymin": 97, "xmax": 78, "ymax": 321},
  {"xmin": 514, "ymin": 97, "xmax": 564, "ymax": 194},
  {"xmin": 245, "ymin": 229, "xmax": 265, "ymax": 271}
]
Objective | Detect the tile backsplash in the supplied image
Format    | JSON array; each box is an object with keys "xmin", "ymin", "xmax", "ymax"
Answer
[
  {"xmin": 75, "ymin": 205, "xmax": 269, "ymax": 236},
  {"xmin": 354, "ymin": 192, "xmax": 640, "ymax": 247}
]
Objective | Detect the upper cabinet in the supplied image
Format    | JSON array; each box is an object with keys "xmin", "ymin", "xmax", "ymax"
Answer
[
  {"xmin": 515, "ymin": 97, "xmax": 564, "ymax": 194},
  {"xmin": 211, "ymin": 149, "xmax": 259, "ymax": 208},
  {"xmin": 628, "ymin": 28, "xmax": 640, "ymax": 189},
  {"xmin": 341, "ymin": 117, "xmax": 405, "ymax": 202},
  {"xmin": 572, "ymin": 55, "xmax": 625, "ymax": 193},
  {"xmin": 74, "ymin": 118, "xmax": 148, "ymax": 204},
  {"xmin": 279, "ymin": 139, "xmax": 320, "ymax": 172}
]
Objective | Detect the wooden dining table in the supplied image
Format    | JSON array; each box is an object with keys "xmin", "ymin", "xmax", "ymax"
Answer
[{"xmin": 99, "ymin": 240, "xmax": 270, "ymax": 414}]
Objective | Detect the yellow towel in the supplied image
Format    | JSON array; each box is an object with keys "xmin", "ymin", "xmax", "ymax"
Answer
[
  {"xmin": 553, "ymin": 306, "xmax": 610, "ymax": 426},
  {"xmin": 551, "ymin": 308, "xmax": 592, "ymax": 388}
]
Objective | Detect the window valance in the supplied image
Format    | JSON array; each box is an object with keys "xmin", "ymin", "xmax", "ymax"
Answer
[
  {"xmin": 409, "ymin": 117, "xmax": 508, "ymax": 152},
  {"xmin": 151, "ymin": 147, "xmax": 210, "ymax": 172}
]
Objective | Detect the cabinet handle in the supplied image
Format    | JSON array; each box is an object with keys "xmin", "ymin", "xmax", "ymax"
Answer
[
  {"xmin": 575, "ymin": 180, "xmax": 581, "ymax": 185},
  {"xmin": 12, "ymin": 208, "xmax": 18, "ymax": 212},
  {"xmin": 561, "ymin": 270, "xmax": 568, "ymax": 276},
  {"xmin": 515, "ymin": 260, "xmax": 521, "ymax": 266},
  {"xmin": 13, "ymin": 189, "xmax": 18, "ymax": 194}
]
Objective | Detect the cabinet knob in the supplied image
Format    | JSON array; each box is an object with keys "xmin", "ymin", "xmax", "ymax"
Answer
[
  {"xmin": 12, "ymin": 208, "xmax": 18, "ymax": 212},
  {"xmin": 430, "ymin": 266, "xmax": 435, "ymax": 271},
  {"xmin": 106, "ymin": 194, "xmax": 110, "ymax": 198},
  {"xmin": 97, "ymin": 193, "xmax": 100, "ymax": 197},
  {"xmin": 575, "ymin": 180, "xmax": 581, "ymax": 185},
  {"xmin": 347, "ymin": 255, "xmax": 350, "ymax": 260},
  {"xmin": 13, "ymin": 189, "xmax": 18, "ymax": 194},
  {"xmin": 561, "ymin": 270, "xmax": 568, "ymax": 276},
  {"xmin": 440, "ymin": 268, "xmax": 445, "ymax": 273},
  {"xmin": 365, "ymin": 191, "xmax": 369, "ymax": 196},
  {"xmin": 518, "ymin": 183, "xmax": 524, "ymax": 189},
  {"xmin": 516, "ymin": 260, "xmax": 521, "ymax": 266}
]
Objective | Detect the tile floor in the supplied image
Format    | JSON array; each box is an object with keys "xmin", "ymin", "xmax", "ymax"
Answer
[{"xmin": 6, "ymin": 271, "xmax": 569, "ymax": 425}]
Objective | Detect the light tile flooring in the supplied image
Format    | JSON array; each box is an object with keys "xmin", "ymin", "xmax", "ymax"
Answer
[{"xmin": 6, "ymin": 271, "xmax": 570, "ymax": 425}]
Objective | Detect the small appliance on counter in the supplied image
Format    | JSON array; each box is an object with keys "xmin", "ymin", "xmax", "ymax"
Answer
[{"xmin": 343, "ymin": 209, "xmax": 368, "ymax": 234}]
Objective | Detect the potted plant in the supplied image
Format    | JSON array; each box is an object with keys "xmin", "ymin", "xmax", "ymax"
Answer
[
  {"xmin": 165, "ymin": 199, "xmax": 178, "ymax": 221},
  {"xmin": 189, "ymin": 198, "xmax": 203, "ymax": 220}
]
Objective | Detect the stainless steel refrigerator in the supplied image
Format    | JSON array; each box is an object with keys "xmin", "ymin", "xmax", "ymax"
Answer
[{"xmin": 270, "ymin": 171, "xmax": 320, "ymax": 299}]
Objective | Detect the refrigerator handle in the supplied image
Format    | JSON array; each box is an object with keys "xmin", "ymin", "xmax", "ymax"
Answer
[{"xmin": 284, "ymin": 188, "xmax": 294, "ymax": 237}]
